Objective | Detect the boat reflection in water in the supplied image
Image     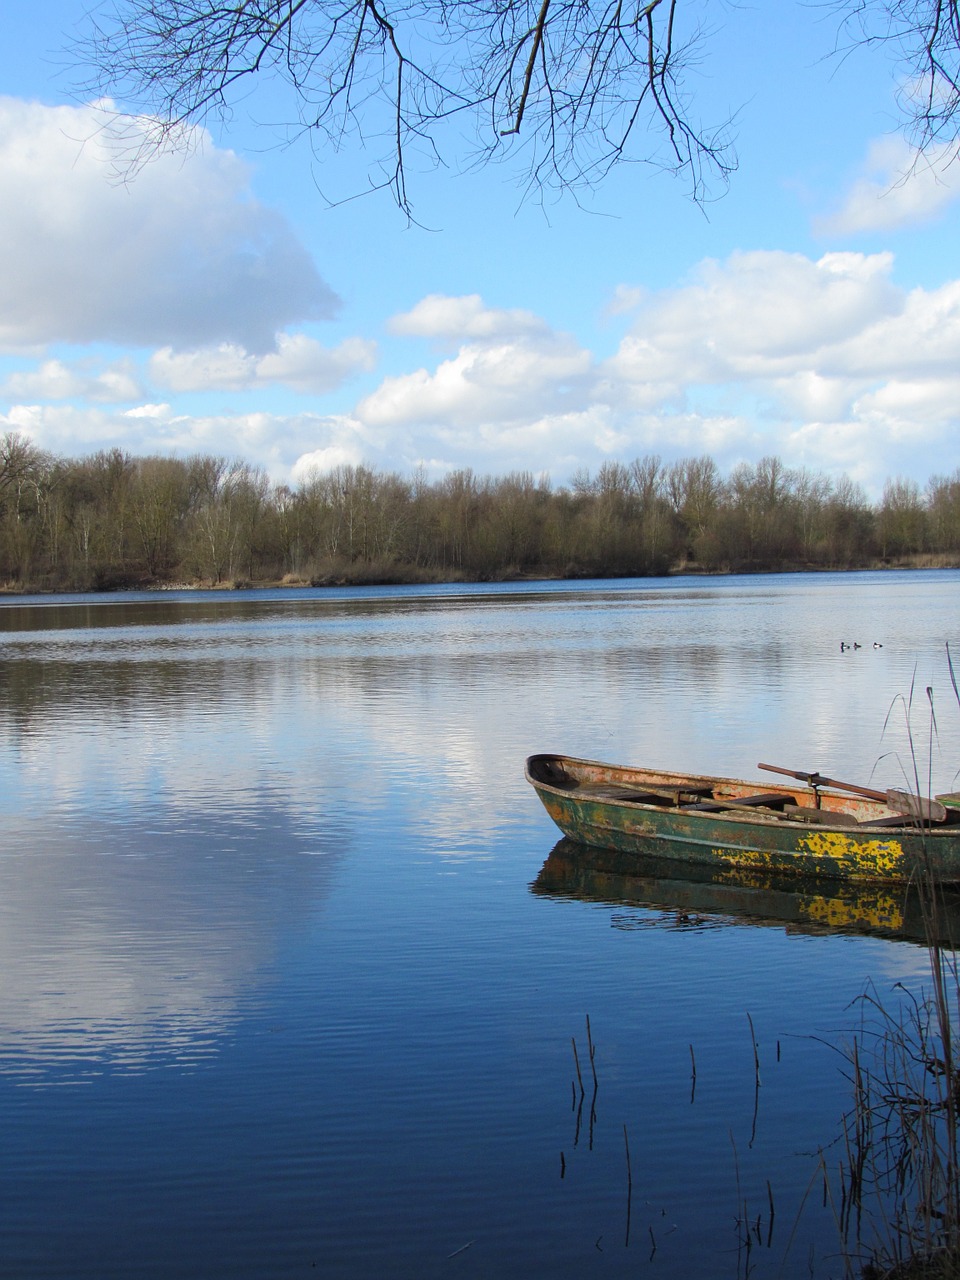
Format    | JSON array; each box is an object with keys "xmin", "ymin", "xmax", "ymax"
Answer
[{"xmin": 531, "ymin": 838, "xmax": 960, "ymax": 945}]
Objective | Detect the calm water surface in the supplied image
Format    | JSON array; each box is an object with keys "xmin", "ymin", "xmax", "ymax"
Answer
[{"xmin": 1, "ymin": 571, "xmax": 958, "ymax": 1278}]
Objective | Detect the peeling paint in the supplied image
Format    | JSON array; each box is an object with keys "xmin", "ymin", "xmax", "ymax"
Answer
[{"xmin": 799, "ymin": 832, "xmax": 904, "ymax": 878}]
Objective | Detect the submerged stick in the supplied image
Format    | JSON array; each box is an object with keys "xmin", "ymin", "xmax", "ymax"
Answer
[
  {"xmin": 586, "ymin": 1014, "xmax": 598, "ymax": 1089},
  {"xmin": 572, "ymin": 1037, "xmax": 585, "ymax": 1095},
  {"xmin": 745, "ymin": 1012, "xmax": 761, "ymax": 1147},
  {"xmin": 624, "ymin": 1124, "xmax": 633, "ymax": 1247},
  {"xmin": 747, "ymin": 1011, "xmax": 761, "ymax": 1087}
]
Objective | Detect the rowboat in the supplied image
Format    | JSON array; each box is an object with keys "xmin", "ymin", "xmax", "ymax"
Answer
[{"xmin": 525, "ymin": 754, "xmax": 960, "ymax": 885}]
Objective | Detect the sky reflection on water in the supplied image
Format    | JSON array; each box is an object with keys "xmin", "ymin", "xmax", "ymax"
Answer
[{"xmin": 0, "ymin": 572, "xmax": 958, "ymax": 1277}]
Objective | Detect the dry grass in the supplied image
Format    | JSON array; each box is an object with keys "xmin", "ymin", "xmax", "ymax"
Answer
[{"xmin": 832, "ymin": 646, "xmax": 960, "ymax": 1278}]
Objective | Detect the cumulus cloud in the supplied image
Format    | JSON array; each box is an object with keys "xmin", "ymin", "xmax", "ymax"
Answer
[
  {"xmin": 0, "ymin": 97, "xmax": 337, "ymax": 352},
  {"xmin": 3, "ymin": 401, "xmax": 186, "ymax": 458},
  {"xmin": 1, "ymin": 400, "xmax": 378, "ymax": 480},
  {"xmin": 604, "ymin": 284, "xmax": 647, "ymax": 316},
  {"xmin": 817, "ymin": 137, "xmax": 960, "ymax": 235},
  {"xmin": 149, "ymin": 334, "xmax": 377, "ymax": 393},
  {"xmin": 357, "ymin": 266, "xmax": 960, "ymax": 491},
  {"xmin": 824, "ymin": 278, "xmax": 960, "ymax": 377},
  {"xmin": 609, "ymin": 251, "xmax": 900, "ymax": 385},
  {"xmin": 2, "ymin": 334, "xmax": 377, "ymax": 407},
  {"xmin": 359, "ymin": 315, "xmax": 591, "ymax": 429},
  {"xmin": 388, "ymin": 294, "xmax": 548, "ymax": 342},
  {"xmin": 7, "ymin": 257, "xmax": 960, "ymax": 496},
  {"xmin": 291, "ymin": 441, "xmax": 368, "ymax": 483},
  {"xmin": 2, "ymin": 357, "xmax": 142, "ymax": 402}
]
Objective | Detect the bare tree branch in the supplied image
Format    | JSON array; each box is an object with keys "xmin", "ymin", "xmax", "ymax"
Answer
[
  {"xmin": 836, "ymin": 0, "xmax": 960, "ymax": 158},
  {"xmin": 75, "ymin": 0, "xmax": 739, "ymax": 211},
  {"xmin": 73, "ymin": 1, "xmax": 960, "ymax": 212},
  {"xmin": 499, "ymin": 0, "xmax": 552, "ymax": 135}
]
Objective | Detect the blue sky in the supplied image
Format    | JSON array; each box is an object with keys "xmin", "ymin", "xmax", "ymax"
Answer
[{"xmin": 1, "ymin": 1, "xmax": 958, "ymax": 498}]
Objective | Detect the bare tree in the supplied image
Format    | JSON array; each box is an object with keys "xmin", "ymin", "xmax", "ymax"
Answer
[
  {"xmin": 0, "ymin": 432, "xmax": 51, "ymax": 522},
  {"xmin": 77, "ymin": 0, "xmax": 734, "ymax": 212},
  {"xmin": 838, "ymin": 1, "xmax": 960, "ymax": 162},
  {"xmin": 75, "ymin": 2, "xmax": 960, "ymax": 211}
]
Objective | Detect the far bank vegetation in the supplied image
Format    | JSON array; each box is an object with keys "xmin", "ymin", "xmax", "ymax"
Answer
[{"xmin": 1, "ymin": 433, "xmax": 958, "ymax": 592}]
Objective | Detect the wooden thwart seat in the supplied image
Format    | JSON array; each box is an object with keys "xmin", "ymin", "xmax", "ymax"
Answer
[{"xmin": 682, "ymin": 792, "xmax": 793, "ymax": 814}]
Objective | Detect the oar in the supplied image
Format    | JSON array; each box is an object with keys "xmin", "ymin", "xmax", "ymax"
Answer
[{"xmin": 758, "ymin": 763, "xmax": 947, "ymax": 824}]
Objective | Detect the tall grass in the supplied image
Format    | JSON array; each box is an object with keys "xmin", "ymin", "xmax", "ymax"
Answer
[{"xmin": 834, "ymin": 645, "xmax": 960, "ymax": 1278}]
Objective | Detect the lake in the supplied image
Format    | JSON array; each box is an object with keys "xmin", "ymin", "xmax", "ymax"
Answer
[{"xmin": 1, "ymin": 570, "xmax": 958, "ymax": 1279}]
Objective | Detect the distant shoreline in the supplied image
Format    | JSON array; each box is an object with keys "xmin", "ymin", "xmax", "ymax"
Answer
[{"xmin": 3, "ymin": 555, "xmax": 958, "ymax": 597}]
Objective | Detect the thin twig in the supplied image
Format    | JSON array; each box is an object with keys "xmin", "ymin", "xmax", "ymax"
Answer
[
  {"xmin": 572, "ymin": 1037, "xmax": 585, "ymax": 1096},
  {"xmin": 586, "ymin": 1014, "xmax": 598, "ymax": 1090}
]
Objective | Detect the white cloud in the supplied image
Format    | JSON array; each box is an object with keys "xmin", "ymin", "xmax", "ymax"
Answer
[
  {"xmin": 2, "ymin": 399, "xmax": 386, "ymax": 483},
  {"xmin": 354, "ymin": 264, "xmax": 960, "ymax": 492},
  {"xmin": 853, "ymin": 378, "xmax": 960, "ymax": 433},
  {"xmin": 0, "ymin": 97, "xmax": 337, "ymax": 352},
  {"xmin": 1, "ymin": 357, "xmax": 142, "ymax": 402},
  {"xmin": 3, "ymin": 401, "xmax": 180, "ymax": 457},
  {"xmin": 604, "ymin": 284, "xmax": 647, "ymax": 317},
  {"xmin": 256, "ymin": 335, "xmax": 377, "ymax": 392},
  {"xmin": 358, "ymin": 326, "xmax": 591, "ymax": 428},
  {"xmin": 150, "ymin": 334, "xmax": 377, "ymax": 393},
  {"xmin": 817, "ymin": 137, "xmax": 960, "ymax": 235},
  {"xmin": 784, "ymin": 420, "xmax": 880, "ymax": 487},
  {"xmin": 291, "ymin": 441, "xmax": 368, "ymax": 482},
  {"xmin": 290, "ymin": 413, "xmax": 394, "ymax": 482},
  {"xmin": 7, "ymin": 255, "xmax": 960, "ymax": 497},
  {"xmin": 825, "ymin": 278, "xmax": 960, "ymax": 377},
  {"xmin": 608, "ymin": 251, "xmax": 900, "ymax": 386},
  {"xmin": 123, "ymin": 403, "xmax": 172, "ymax": 421},
  {"xmin": 1, "ymin": 334, "xmax": 377, "ymax": 409},
  {"xmin": 148, "ymin": 346, "xmax": 256, "ymax": 393},
  {"xmin": 765, "ymin": 371, "xmax": 864, "ymax": 421},
  {"xmin": 388, "ymin": 293, "xmax": 548, "ymax": 342}
]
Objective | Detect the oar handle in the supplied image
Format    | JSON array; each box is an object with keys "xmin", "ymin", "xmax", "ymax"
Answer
[
  {"xmin": 759, "ymin": 762, "xmax": 815, "ymax": 783},
  {"xmin": 759, "ymin": 764, "xmax": 949, "ymax": 822}
]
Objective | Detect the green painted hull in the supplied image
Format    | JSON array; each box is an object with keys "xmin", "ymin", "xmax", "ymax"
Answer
[{"xmin": 525, "ymin": 754, "xmax": 960, "ymax": 885}]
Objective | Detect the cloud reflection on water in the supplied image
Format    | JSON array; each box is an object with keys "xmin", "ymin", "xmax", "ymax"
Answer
[{"xmin": 0, "ymin": 803, "xmax": 345, "ymax": 1086}]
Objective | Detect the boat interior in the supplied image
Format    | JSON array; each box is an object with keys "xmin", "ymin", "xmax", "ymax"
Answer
[{"xmin": 528, "ymin": 754, "xmax": 960, "ymax": 831}]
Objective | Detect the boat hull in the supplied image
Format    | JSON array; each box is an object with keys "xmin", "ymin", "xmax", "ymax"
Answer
[{"xmin": 525, "ymin": 754, "xmax": 960, "ymax": 885}]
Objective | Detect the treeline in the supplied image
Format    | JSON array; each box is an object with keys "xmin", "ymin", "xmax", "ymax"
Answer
[{"xmin": 1, "ymin": 432, "xmax": 959, "ymax": 591}]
